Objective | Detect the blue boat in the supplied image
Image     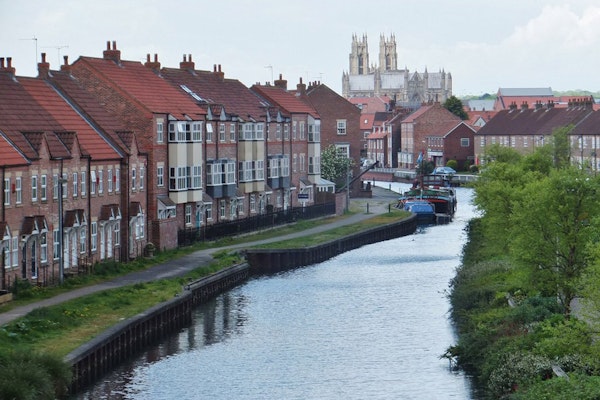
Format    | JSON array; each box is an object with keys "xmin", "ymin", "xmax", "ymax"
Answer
[{"xmin": 402, "ymin": 200, "xmax": 436, "ymax": 222}]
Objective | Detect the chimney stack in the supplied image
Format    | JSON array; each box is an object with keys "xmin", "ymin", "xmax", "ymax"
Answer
[
  {"xmin": 274, "ymin": 73, "xmax": 287, "ymax": 90},
  {"xmin": 60, "ymin": 55, "xmax": 71, "ymax": 73},
  {"xmin": 296, "ymin": 77, "xmax": 306, "ymax": 95},
  {"xmin": 144, "ymin": 53, "xmax": 161, "ymax": 71},
  {"xmin": 180, "ymin": 54, "xmax": 195, "ymax": 70},
  {"xmin": 214, "ymin": 64, "xmax": 224, "ymax": 81},
  {"xmin": 0, "ymin": 57, "xmax": 16, "ymax": 75},
  {"xmin": 103, "ymin": 40, "xmax": 121, "ymax": 63},
  {"xmin": 38, "ymin": 52, "xmax": 50, "ymax": 78}
]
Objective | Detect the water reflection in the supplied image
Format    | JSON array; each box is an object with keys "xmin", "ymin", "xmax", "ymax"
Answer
[{"xmin": 74, "ymin": 184, "xmax": 477, "ymax": 400}]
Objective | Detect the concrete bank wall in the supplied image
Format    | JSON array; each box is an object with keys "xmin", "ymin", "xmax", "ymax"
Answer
[
  {"xmin": 65, "ymin": 263, "xmax": 249, "ymax": 394},
  {"xmin": 245, "ymin": 214, "xmax": 418, "ymax": 274}
]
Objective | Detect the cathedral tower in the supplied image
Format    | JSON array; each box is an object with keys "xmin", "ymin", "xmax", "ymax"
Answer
[
  {"xmin": 379, "ymin": 34, "xmax": 397, "ymax": 71},
  {"xmin": 349, "ymin": 34, "xmax": 369, "ymax": 75}
]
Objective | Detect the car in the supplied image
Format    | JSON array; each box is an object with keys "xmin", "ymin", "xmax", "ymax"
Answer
[{"xmin": 432, "ymin": 166, "xmax": 456, "ymax": 175}]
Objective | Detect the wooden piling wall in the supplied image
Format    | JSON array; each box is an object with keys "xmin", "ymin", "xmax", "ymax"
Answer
[
  {"xmin": 65, "ymin": 263, "xmax": 250, "ymax": 394},
  {"xmin": 246, "ymin": 215, "xmax": 418, "ymax": 274}
]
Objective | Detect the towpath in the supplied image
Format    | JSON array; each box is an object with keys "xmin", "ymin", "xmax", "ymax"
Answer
[{"xmin": 0, "ymin": 186, "xmax": 400, "ymax": 326}]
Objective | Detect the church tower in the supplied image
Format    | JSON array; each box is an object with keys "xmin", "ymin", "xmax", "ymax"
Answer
[
  {"xmin": 349, "ymin": 34, "xmax": 369, "ymax": 75},
  {"xmin": 379, "ymin": 34, "xmax": 397, "ymax": 71}
]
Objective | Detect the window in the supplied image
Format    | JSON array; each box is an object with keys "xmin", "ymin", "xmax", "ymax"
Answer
[
  {"xmin": 337, "ymin": 119, "xmax": 347, "ymax": 135},
  {"xmin": 108, "ymin": 169, "xmax": 113, "ymax": 193},
  {"xmin": 53, "ymin": 230, "xmax": 60, "ymax": 259},
  {"xmin": 230, "ymin": 124, "xmax": 236, "ymax": 141},
  {"xmin": 81, "ymin": 172, "xmax": 86, "ymax": 197},
  {"xmin": 52, "ymin": 175, "xmax": 58, "ymax": 199},
  {"xmin": 131, "ymin": 168, "xmax": 136, "ymax": 190},
  {"xmin": 205, "ymin": 204, "xmax": 212, "ymax": 220},
  {"xmin": 114, "ymin": 222, "xmax": 120, "ymax": 245},
  {"xmin": 256, "ymin": 160, "xmax": 264, "ymax": 180},
  {"xmin": 192, "ymin": 122, "xmax": 202, "ymax": 142},
  {"xmin": 250, "ymin": 194, "xmax": 256, "ymax": 213},
  {"xmin": 31, "ymin": 175, "xmax": 38, "ymax": 202},
  {"xmin": 461, "ymin": 138, "xmax": 470, "ymax": 147},
  {"xmin": 98, "ymin": 170, "xmax": 103, "ymax": 194},
  {"xmin": 256, "ymin": 123, "xmax": 264, "ymax": 139},
  {"xmin": 40, "ymin": 233, "xmax": 47, "ymax": 263},
  {"xmin": 226, "ymin": 162, "xmax": 236, "ymax": 184},
  {"xmin": 300, "ymin": 122, "xmax": 305, "ymax": 140},
  {"xmin": 15, "ymin": 177, "xmax": 21, "ymax": 204},
  {"xmin": 41, "ymin": 175, "xmax": 47, "ymax": 201},
  {"xmin": 219, "ymin": 123, "xmax": 226, "ymax": 142},
  {"xmin": 206, "ymin": 123, "xmax": 213, "ymax": 142},
  {"xmin": 293, "ymin": 154, "xmax": 297, "ymax": 172},
  {"xmin": 157, "ymin": 121, "xmax": 164, "ymax": 143},
  {"xmin": 168, "ymin": 122, "xmax": 176, "ymax": 142},
  {"xmin": 91, "ymin": 222, "xmax": 97, "ymax": 252},
  {"xmin": 293, "ymin": 121, "xmax": 297, "ymax": 139},
  {"xmin": 72, "ymin": 173, "xmax": 78, "ymax": 197},
  {"xmin": 284, "ymin": 124, "xmax": 289, "ymax": 140},
  {"xmin": 115, "ymin": 168, "xmax": 120, "ymax": 193},
  {"xmin": 140, "ymin": 167, "xmax": 144, "ymax": 190},
  {"xmin": 60, "ymin": 173, "xmax": 66, "ymax": 199},
  {"xmin": 192, "ymin": 165, "xmax": 202, "ymax": 188},
  {"xmin": 185, "ymin": 204, "xmax": 192, "ymax": 225},
  {"xmin": 219, "ymin": 200, "xmax": 226, "ymax": 218},
  {"xmin": 90, "ymin": 170, "xmax": 96, "ymax": 194},
  {"xmin": 157, "ymin": 165, "xmax": 164, "ymax": 187},
  {"xmin": 276, "ymin": 124, "xmax": 281, "ymax": 140}
]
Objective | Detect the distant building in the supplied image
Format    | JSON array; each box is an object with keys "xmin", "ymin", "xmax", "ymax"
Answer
[{"xmin": 342, "ymin": 34, "xmax": 452, "ymax": 106}]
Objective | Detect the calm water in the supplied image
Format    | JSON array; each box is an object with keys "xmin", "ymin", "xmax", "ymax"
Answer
[{"xmin": 75, "ymin": 184, "xmax": 477, "ymax": 400}]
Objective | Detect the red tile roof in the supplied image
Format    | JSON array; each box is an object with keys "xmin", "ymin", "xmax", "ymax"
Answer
[
  {"xmin": 160, "ymin": 68, "xmax": 270, "ymax": 122},
  {"xmin": 47, "ymin": 70, "xmax": 131, "ymax": 154},
  {"xmin": 250, "ymin": 84, "xmax": 319, "ymax": 118},
  {"xmin": 360, "ymin": 113, "xmax": 375, "ymax": 130},
  {"xmin": 21, "ymin": 78, "xmax": 121, "ymax": 160},
  {"xmin": 75, "ymin": 57, "xmax": 206, "ymax": 120},
  {"xmin": 347, "ymin": 96, "xmax": 391, "ymax": 113}
]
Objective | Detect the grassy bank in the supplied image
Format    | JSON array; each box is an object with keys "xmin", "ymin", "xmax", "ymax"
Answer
[
  {"xmin": 448, "ymin": 218, "xmax": 600, "ymax": 399},
  {"xmin": 0, "ymin": 206, "xmax": 403, "ymax": 399}
]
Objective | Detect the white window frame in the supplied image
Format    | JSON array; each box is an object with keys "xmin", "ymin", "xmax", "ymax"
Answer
[
  {"xmin": 91, "ymin": 222, "xmax": 97, "ymax": 252},
  {"xmin": 31, "ymin": 175, "xmax": 38, "ymax": 202},
  {"xmin": 337, "ymin": 119, "xmax": 347, "ymax": 135},
  {"xmin": 72, "ymin": 173, "xmax": 78, "ymax": 198},
  {"xmin": 41, "ymin": 175, "xmax": 47, "ymax": 201},
  {"xmin": 157, "ymin": 165, "xmax": 164, "ymax": 187},
  {"xmin": 15, "ymin": 177, "xmax": 21, "ymax": 204},
  {"xmin": 157, "ymin": 121, "xmax": 164, "ymax": 143}
]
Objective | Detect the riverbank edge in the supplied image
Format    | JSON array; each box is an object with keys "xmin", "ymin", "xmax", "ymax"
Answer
[{"xmin": 65, "ymin": 214, "xmax": 418, "ymax": 395}]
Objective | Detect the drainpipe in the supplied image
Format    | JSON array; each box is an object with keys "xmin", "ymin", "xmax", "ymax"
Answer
[
  {"xmin": 86, "ymin": 156, "xmax": 91, "ymax": 262},
  {"xmin": 1, "ymin": 165, "xmax": 4, "ymax": 290}
]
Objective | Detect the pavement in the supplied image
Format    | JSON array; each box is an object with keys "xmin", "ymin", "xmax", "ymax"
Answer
[{"xmin": 0, "ymin": 186, "xmax": 400, "ymax": 326}]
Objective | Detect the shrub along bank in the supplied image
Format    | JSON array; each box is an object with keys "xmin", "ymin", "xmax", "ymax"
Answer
[{"xmin": 447, "ymin": 218, "xmax": 600, "ymax": 399}]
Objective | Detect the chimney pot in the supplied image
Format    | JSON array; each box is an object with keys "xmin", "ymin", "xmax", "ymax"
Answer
[
  {"xmin": 183, "ymin": 54, "xmax": 187, "ymax": 62},
  {"xmin": 7, "ymin": 58, "xmax": 12, "ymax": 68},
  {"xmin": 112, "ymin": 41, "xmax": 117, "ymax": 50},
  {"xmin": 218, "ymin": 64, "xmax": 221, "ymax": 72},
  {"xmin": 63, "ymin": 55, "xmax": 68, "ymax": 65},
  {"xmin": 146, "ymin": 54, "xmax": 151, "ymax": 62},
  {"xmin": 154, "ymin": 54, "xmax": 158, "ymax": 62},
  {"xmin": 213, "ymin": 64, "xmax": 217, "ymax": 72},
  {"xmin": 41, "ymin": 53, "xmax": 47, "ymax": 63},
  {"xmin": 106, "ymin": 41, "xmax": 111, "ymax": 50},
  {"xmin": 188, "ymin": 54, "xmax": 192, "ymax": 61},
  {"xmin": 0, "ymin": 58, "xmax": 4, "ymax": 68}
]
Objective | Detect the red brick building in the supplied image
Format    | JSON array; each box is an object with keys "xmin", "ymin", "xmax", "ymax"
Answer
[
  {"xmin": 66, "ymin": 42, "xmax": 206, "ymax": 250},
  {"xmin": 304, "ymin": 82, "xmax": 362, "ymax": 195}
]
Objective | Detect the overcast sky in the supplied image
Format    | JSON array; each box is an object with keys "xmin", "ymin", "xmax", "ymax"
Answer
[{"xmin": 2, "ymin": 0, "xmax": 600, "ymax": 97}]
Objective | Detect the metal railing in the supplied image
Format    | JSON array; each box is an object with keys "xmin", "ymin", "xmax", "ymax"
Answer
[{"xmin": 178, "ymin": 202, "xmax": 336, "ymax": 246}]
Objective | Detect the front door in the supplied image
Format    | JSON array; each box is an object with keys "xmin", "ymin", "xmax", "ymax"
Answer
[{"xmin": 30, "ymin": 241, "xmax": 37, "ymax": 279}]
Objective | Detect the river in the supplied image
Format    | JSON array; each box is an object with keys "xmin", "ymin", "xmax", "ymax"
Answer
[{"xmin": 74, "ymin": 183, "xmax": 478, "ymax": 400}]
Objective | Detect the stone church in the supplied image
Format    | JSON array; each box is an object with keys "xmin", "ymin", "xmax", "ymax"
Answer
[{"xmin": 341, "ymin": 34, "xmax": 452, "ymax": 105}]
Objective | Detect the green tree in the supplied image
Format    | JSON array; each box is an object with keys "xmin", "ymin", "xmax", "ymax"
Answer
[
  {"xmin": 320, "ymin": 145, "xmax": 354, "ymax": 188},
  {"xmin": 509, "ymin": 168, "xmax": 600, "ymax": 316},
  {"xmin": 552, "ymin": 125, "xmax": 573, "ymax": 169},
  {"xmin": 443, "ymin": 95, "xmax": 468, "ymax": 120}
]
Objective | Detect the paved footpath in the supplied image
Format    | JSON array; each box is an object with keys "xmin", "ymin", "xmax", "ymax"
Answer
[{"xmin": 0, "ymin": 186, "xmax": 400, "ymax": 326}]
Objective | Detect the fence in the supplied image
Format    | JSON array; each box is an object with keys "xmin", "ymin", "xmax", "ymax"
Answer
[{"xmin": 178, "ymin": 202, "xmax": 336, "ymax": 246}]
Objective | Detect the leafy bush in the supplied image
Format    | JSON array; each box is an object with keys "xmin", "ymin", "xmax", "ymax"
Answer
[{"xmin": 446, "ymin": 159, "xmax": 458, "ymax": 171}]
